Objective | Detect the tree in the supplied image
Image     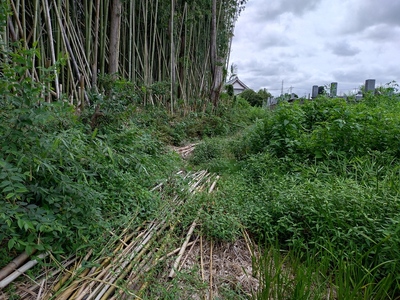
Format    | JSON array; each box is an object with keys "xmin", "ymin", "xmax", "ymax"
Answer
[
  {"xmin": 109, "ymin": 0, "xmax": 122, "ymax": 76},
  {"xmin": 240, "ymin": 89, "xmax": 262, "ymax": 106},
  {"xmin": 210, "ymin": 0, "xmax": 223, "ymax": 107},
  {"xmin": 240, "ymin": 88, "xmax": 272, "ymax": 107}
]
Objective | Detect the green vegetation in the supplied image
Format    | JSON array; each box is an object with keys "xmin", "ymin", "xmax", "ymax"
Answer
[
  {"xmin": 239, "ymin": 88, "xmax": 272, "ymax": 107},
  {"xmin": 191, "ymin": 85, "xmax": 400, "ymax": 298},
  {"xmin": 0, "ymin": 46, "xmax": 180, "ymax": 256},
  {"xmin": 4, "ymin": 0, "xmax": 246, "ymax": 110},
  {"xmin": 0, "ymin": 44, "xmax": 256, "ymax": 259},
  {"xmin": 2, "ymin": 2, "xmax": 400, "ymax": 298}
]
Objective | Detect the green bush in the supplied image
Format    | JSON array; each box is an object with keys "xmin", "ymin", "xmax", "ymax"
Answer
[
  {"xmin": 240, "ymin": 94, "xmax": 400, "ymax": 161},
  {"xmin": 0, "ymin": 46, "xmax": 179, "ymax": 254},
  {"xmin": 188, "ymin": 90, "xmax": 400, "ymax": 295},
  {"xmin": 239, "ymin": 89, "xmax": 263, "ymax": 107}
]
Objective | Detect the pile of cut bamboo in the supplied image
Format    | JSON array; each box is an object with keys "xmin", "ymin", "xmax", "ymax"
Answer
[
  {"xmin": 171, "ymin": 143, "xmax": 198, "ymax": 159},
  {"xmin": 0, "ymin": 170, "xmax": 221, "ymax": 300}
]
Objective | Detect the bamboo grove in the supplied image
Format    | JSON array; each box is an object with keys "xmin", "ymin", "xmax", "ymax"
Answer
[{"xmin": 1, "ymin": 0, "xmax": 247, "ymax": 112}]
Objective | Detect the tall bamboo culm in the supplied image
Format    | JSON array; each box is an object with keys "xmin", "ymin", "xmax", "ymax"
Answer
[{"xmin": 4, "ymin": 0, "xmax": 247, "ymax": 113}]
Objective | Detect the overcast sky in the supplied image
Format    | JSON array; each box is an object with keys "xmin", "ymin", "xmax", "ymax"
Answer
[{"xmin": 229, "ymin": 0, "xmax": 400, "ymax": 97}]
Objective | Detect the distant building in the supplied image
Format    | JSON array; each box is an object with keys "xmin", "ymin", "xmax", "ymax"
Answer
[{"xmin": 225, "ymin": 76, "xmax": 250, "ymax": 95}]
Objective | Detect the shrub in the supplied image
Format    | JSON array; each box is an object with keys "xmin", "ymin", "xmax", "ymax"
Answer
[{"xmin": 0, "ymin": 45, "xmax": 179, "ymax": 254}]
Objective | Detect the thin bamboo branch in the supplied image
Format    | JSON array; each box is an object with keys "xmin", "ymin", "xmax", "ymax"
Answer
[{"xmin": 36, "ymin": 279, "xmax": 44, "ymax": 300}]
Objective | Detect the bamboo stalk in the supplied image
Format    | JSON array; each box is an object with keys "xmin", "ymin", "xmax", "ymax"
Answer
[
  {"xmin": 209, "ymin": 240, "xmax": 213, "ymax": 300},
  {"xmin": 53, "ymin": 250, "xmax": 93, "ymax": 300},
  {"xmin": 55, "ymin": 229, "xmax": 138, "ymax": 300},
  {"xmin": 7, "ymin": 16, "xmax": 18, "ymax": 42},
  {"xmin": 42, "ymin": 0, "xmax": 60, "ymax": 100},
  {"xmin": 170, "ymin": 0, "xmax": 175, "ymax": 113},
  {"xmin": 55, "ymin": 267, "xmax": 91, "ymax": 300},
  {"xmin": 51, "ymin": 0, "xmax": 80, "ymax": 78},
  {"xmin": 0, "ymin": 253, "xmax": 48, "ymax": 289},
  {"xmin": 46, "ymin": 261, "xmax": 79, "ymax": 298},
  {"xmin": 178, "ymin": 235, "xmax": 198, "ymax": 271},
  {"xmin": 91, "ymin": 0, "xmax": 100, "ymax": 87},
  {"xmin": 0, "ymin": 251, "xmax": 34, "ymax": 281},
  {"xmin": 122, "ymin": 219, "xmax": 181, "ymax": 290},
  {"xmin": 200, "ymin": 235, "xmax": 206, "ymax": 300},
  {"xmin": 208, "ymin": 176, "xmax": 220, "ymax": 194},
  {"xmin": 18, "ymin": 256, "xmax": 78, "ymax": 299},
  {"xmin": 94, "ymin": 220, "xmax": 169, "ymax": 300},
  {"xmin": 9, "ymin": 0, "xmax": 23, "ymax": 41},
  {"xmin": 81, "ymin": 222, "xmax": 162, "ymax": 300},
  {"xmin": 36, "ymin": 279, "xmax": 44, "ymax": 300},
  {"xmin": 168, "ymin": 219, "xmax": 197, "ymax": 278}
]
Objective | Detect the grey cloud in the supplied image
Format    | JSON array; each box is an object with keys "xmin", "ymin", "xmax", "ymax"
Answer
[
  {"xmin": 331, "ymin": 67, "xmax": 397, "ymax": 91},
  {"xmin": 251, "ymin": 0, "xmax": 322, "ymax": 20},
  {"xmin": 240, "ymin": 59, "xmax": 297, "ymax": 77},
  {"xmin": 257, "ymin": 32, "xmax": 291, "ymax": 49},
  {"xmin": 327, "ymin": 41, "xmax": 360, "ymax": 57},
  {"xmin": 279, "ymin": 51, "xmax": 300, "ymax": 58},
  {"xmin": 234, "ymin": 59, "xmax": 299, "ymax": 92},
  {"xmin": 332, "ymin": 68, "xmax": 368, "ymax": 84},
  {"xmin": 362, "ymin": 24, "xmax": 400, "ymax": 42},
  {"xmin": 344, "ymin": 1, "xmax": 400, "ymax": 33}
]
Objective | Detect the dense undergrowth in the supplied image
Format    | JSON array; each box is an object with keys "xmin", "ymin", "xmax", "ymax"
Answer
[
  {"xmin": 190, "ymin": 85, "xmax": 400, "ymax": 298},
  {"xmin": 0, "ymin": 44, "xmax": 263, "ymax": 268},
  {"xmin": 0, "ymin": 97, "xmax": 179, "ymax": 259}
]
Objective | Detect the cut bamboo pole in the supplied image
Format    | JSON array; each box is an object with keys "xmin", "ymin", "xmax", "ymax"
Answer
[
  {"xmin": 168, "ymin": 219, "xmax": 197, "ymax": 278},
  {"xmin": 54, "ymin": 229, "xmax": 138, "ymax": 300},
  {"xmin": 209, "ymin": 240, "xmax": 213, "ymax": 300},
  {"xmin": 7, "ymin": 166, "xmax": 223, "ymax": 299},
  {"xmin": 53, "ymin": 250, "xmax": 93, "ymax": 300},
  {"xmin": 36, "ymin": 279, "xmax": 44, "ymax": 300},
  {"xmin": 18, "ymin": 256, "xmax": 78, "ymax": 299},
  {"xmin": 208, "ymin": 176, "xmax": 220, "ymax": 194},
  {"xmin": 200, "ymin": 235, "xmax": 206, "ymax": 300},
  {"xmin": 0, "ymin": 253, "xmax": 48, "ymax": 289},
  {"xmin": 178, "ymin": 235, "xmax": 198, "ymax": 271},
  {"xmin": 95, "ymin": 220, "xmax": 169, "ymax": 299},
  {"xmin": 83, "ymin": 222, "xmax": 164, "ymax": 300},
  {"xmin": 0, "ymin": 251, "xmax": 34, "ymax": 281}
]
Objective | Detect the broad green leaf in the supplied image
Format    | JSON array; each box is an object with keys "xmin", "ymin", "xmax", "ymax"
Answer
[
  {"xmin": 8, "ymin": 238, "xmax": 15, "ymax": 250},
  {"xmin": 5, "ymin": 192, "xmax": 15, "ymax": 199}
]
